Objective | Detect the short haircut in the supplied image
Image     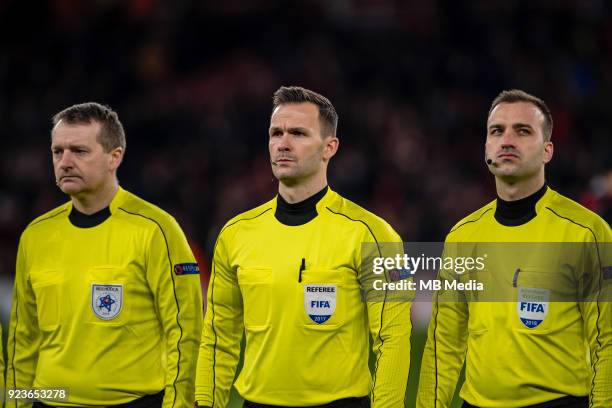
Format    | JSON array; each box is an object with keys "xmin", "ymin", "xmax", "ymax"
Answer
[
  {"xmin": 272, "ymin": 86, "xmax": 338, "ymax": 137},
  {"xmin": 489, "ymin": 89, "xmax": 553, "ymax": 141},
  {"xmin": 52, "ymin": 102, "xmax": 126, "ymax": 152}
]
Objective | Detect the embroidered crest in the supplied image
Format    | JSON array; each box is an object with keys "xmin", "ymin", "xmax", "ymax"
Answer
[{"xmin": 92, "ymin": 284, "xmax": 123, "ymax": 320}]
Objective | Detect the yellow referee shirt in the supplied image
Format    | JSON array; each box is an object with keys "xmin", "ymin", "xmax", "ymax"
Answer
[
  {"xmin": 417, "ymin": 187, "xmax": 612, "ymax": 407},
  {"xmin": 196, "ymin": 187, "xmax": 412, "ymax": 407},
  {"xmin": 6, "ymin": 187, "xmax": 203, "ymax": 407}
]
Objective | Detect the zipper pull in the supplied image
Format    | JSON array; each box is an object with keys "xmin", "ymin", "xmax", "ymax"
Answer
[
  {"xmin": 299, "ymin": 258, "xmax": 305, "ymax": 283},
  {"xmin": 513, "ymin": 268, "xmax": 521, "ymax": 288}
]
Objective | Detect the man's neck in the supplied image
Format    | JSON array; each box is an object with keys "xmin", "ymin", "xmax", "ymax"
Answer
[
  {"xmin": 278, "ymin": 177, "xmax": 328, "ymax": 204},
  {"xmin": 495, "ymin": 173, "xmax": 546, "ymax": 201},
  {"xmin": 71, "ymin": 183, "xmax": 119, "ymax": 214}
]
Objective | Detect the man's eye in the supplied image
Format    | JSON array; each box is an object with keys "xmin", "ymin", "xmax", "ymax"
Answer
[{"xmin": 518, "ymin": 128, "xmax": 530, "ymax": 135}]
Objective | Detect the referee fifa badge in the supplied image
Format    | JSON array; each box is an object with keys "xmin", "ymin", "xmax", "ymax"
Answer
[
  {"xmin": 304, "ymin": 284, "xmax": 337, "ymax": 324},
  {"xmin": 91, "ymin": 284, "xmax": 123, "ymax": 320},
  {"xmin": 517, "ymin": 287, "xmax": 549, "ymax": 329}
]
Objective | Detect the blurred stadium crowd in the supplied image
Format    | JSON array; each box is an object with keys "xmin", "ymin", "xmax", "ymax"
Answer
[{"xmin": 0, "ymin": 0, "xmax": 611, "ymax": 317}]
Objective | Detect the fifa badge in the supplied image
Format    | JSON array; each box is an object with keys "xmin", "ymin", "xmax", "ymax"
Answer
[
  {"xmin": 304, "ymin": 284, "xmax": 337, "ymax": 324},
  {"xmin": 517, "ymin": 287, "xmax": 549, "ymax": 329}
]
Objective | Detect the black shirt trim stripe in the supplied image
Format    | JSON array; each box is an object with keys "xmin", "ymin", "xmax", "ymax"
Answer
[
  {"xmin": 545, "ymin": 206, "xmax": 602, "ymax": 408},
  {"xmin": 118, "ymin": 207, "xmax": 182, "ymax": 408},
  {"xmin": 13, "ymin": 209, "xmax": 67, "ymax": 401},
  {"xmin": 449, "ymin": 208, "xmax": 493, "ymax": 234},
  {"xmin": 209, "ymin": 207, "xmax": 272, "ymax": 406},
  {"xmin": 26, "ymin": 208, "xmax": 68, "ymax": 229},
  {"xmin": 441, "ymin": 206, "xmax": 493, "ymax": 405},
  {"xmin": 324, "ymin": 207, "xmax": 392, "ymax": 405}
]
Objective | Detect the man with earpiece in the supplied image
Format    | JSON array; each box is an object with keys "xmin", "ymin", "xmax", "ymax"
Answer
[
  {"xmin": 417, "ymin": 89, "xmax": 611, "ymax": 408},
  {"xmin": 196, "ymin": 86, "xmax": 412, "ymax": 408}
]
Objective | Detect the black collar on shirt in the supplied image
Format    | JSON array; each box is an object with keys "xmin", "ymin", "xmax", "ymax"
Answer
[
  {"xmin": 275, "ymin": 186, "xmax": 328, "ymax": 226},
  {"xmin": 69, "ymin": 206, "xmax": 112, "ymax": 228},
  {"xmin": 495, "ymin": 183, "xmax": 548, "ymax": 226}
]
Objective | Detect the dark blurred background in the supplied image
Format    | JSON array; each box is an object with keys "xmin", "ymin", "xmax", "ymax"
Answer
[{"xmin": 0, "ymin": 0, "xmax": 611, "ymax": 405}]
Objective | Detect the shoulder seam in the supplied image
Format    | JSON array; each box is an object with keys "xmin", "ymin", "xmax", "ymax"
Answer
[
  {"xmin": 449, "ymin": 207, "xmax": 493, "ymax": 234},
  {"xmin": 26, "ymin": 208, "xmax": 68, "ymax": 229},
  {"xmin": 219, "ymin": 208, "xmax": 273, "ymax": 236},
  {"xmin": 325, "ymin": 206, "xmax": 382, "ymax": 251},
  {"xmin": 544, "ymin": 207, "xmax": 598, "ymax": 240},
  {"xmin": 118, "ymin": 207, "xmax": 182, "ymax": 408}
]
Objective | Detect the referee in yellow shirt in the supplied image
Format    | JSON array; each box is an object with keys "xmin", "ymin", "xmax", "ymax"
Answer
[
  {"xmin": 6, "ymin": 103, "xmax": 203, "ymax": 407},
  {"xmin": 195, "ymin": 86, "xmax": 412, "ymax": 407},
  {"xmin": 417, "ymin": 90, "xmax": 611, "ymax": 407}
]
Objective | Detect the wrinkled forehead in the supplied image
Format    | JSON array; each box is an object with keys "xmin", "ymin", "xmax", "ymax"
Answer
[
  {"xmin": 51, "ymin": 120, "xmax": 102, "ymax": 145},
  {"xmin": 487, "ymin": 101, "xmax": 545, "ymax": 127}
]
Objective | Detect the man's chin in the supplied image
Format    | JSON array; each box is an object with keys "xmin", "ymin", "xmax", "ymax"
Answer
[
  {"xmin": 493, "ymin": 167, "xmax": 540, "ymax": 182},
  {"xmin": 273, "ymin": 169, "xmax": 295, "ymax": 180},
  {"xmin": 274, "ymin": 173, "xmax": 301, "ymax": 187},
  {"xmin": 58, "ymin": 182, "xmax": 84, "ymax": 195},
  {"xmin": 491, "ymin": 163, "xmax": 520, "ymax": 176}
]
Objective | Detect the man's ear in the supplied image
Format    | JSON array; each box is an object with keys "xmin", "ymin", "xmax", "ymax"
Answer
[
  {"xmin": 543, "ymin": 141, "xmax": 553, "ymax": 164},
  {"xmin": 109, "ymin": 147, "xmax": 124, "ymax": 171},
  {"xmin": 323, "ymin": 136, "xmax": 339, "ymax": 162}
]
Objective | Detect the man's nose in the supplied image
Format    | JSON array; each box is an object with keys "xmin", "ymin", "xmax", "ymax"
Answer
[
  {"xmin": 276, "ymin": 132, "xmax": 292, "ymax": 151},
  {"xmin": 500, "ymin": 130, "xmax": 516, "ymax": 148},
  {"xmin": 57, "ymin": 151, "xmax": 74, "ymax": 168}
]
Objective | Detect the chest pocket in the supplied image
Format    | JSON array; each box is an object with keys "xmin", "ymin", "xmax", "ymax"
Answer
[
  {"xmin": 514, "ymin": 267, "xmax": 576, "ymax": 300},
  {"xmin": 30, "ymin": 269, "xmax": 64, "ymax": 331},
  {"xmin": 300, "ymin": 268, "xmax": 346, "ymax": 329},
  {"xmin": 237, "ymin": 267, "xmax": 273, "ymax": 330},
  {"xmin": 87, "ymin": 266, "xmax": 131, "ymax": 325}
]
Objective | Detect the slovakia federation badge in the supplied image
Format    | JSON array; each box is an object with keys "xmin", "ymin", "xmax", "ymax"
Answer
[
  {"xmin": 92, "ymin": 284, "xmax": 123, "ymax": 320},
  {"xmin": 304, "ymin": 284, "xmax": 337, "ymax": 324},
  {"xmin": 517, "ymin": 287, "xmax": 549, "ymax": 329}
]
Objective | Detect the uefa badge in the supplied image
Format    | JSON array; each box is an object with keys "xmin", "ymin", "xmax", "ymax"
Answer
[
  {"xmin": 92, "ymin": 284, "xmax": 123, "ymax": 320},
  {"xmin": 517, "ymin": 287, "xmax": 549, "ymax": 329},
  {"xmin": 304, "ymin": 284, "xmax": 337, "ymax": 324}
]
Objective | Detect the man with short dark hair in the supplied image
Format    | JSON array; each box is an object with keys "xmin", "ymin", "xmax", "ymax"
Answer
[
  {"xmin": 488, "ymin": 89, "xmax": 554, "ymax": 141},
  {"xmin": 195, "ymin": 86, "xmax": 412, "ymax": 408},
  {"xmin": 7, "ymin": 102, "xmax": 203, "ymax": 407},
  {"xmin": 417, "ymin": 90, "xmax": 611, "ymax": 407}
]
